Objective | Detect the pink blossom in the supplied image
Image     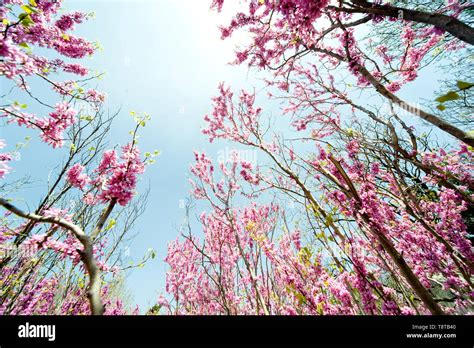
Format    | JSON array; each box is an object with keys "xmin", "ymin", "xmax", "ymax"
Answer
[
  {"xmin": 36, "ymin": 102, "xmax": 78, "ymax": 148},
  {"xmin": 67, "ymin": 164, "xmax": 91, "ymax": 190}
]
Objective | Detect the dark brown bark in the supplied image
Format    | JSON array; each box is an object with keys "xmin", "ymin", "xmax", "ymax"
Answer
[
  {"xmin": 345, "ymin": 0, "xmax": 474, "ymax": 45},
  {"xmin": 376, "ymin": 232, "xmax": 445, "ymax": 315}
]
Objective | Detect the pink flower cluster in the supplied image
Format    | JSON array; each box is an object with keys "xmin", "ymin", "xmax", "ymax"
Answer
[
  {"xmin": 37, "ymin": 102, "xmax": 78, "ymax": 148},
  {"xmin": 66, "ymin": 143, "xmax": 146, "ymax": 206},
  {"xmin": 67, "ymin": 164, "xmax": 90, "ymax": 190},
  {"xmin": 55, "ymin": 11, "xmax": 87, "ymax": 32},
  {"xmin": 203, "ymin": 84, "xmax": 262, "ymax": 143},
  {"xmin": 97, "ymin": 143, "xmax": 146, "ymax": 206},
  {"xmin": 3, "ymin": 102, "xmax": 77, "ymax": 148},
  {"xmin": 189, "ymin": 150, "xmax": 264, "ymax": 202},
  {"xmin": 1, "ymin": 0, "xmax": 104, "ymax": 146},
  {"xmin": 0, "ymin": 37, "xmax": 36, "ymax": 78},
  {"xmin": 24, "ymin": 233, "xmax": 83, "ymax": 264},
  {"xmin": 1, "ymin": 1, "xmax": 95, "ymax": 81},
  {"xmin": 0, "ymin": 264, "xmax": 137, "ymax": 315}
]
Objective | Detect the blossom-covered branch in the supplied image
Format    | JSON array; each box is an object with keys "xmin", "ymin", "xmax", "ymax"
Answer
[{"xmin": 0, "ymin": 197, "xmax": 105, "ymax": 314}]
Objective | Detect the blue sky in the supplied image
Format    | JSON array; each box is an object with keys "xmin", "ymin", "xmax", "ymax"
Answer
[{"xmin": 1, "ymin": 0, "xmax": 452, "ymax": 312}]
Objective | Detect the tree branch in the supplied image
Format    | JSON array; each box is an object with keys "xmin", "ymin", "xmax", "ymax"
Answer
[
  {"xmin": 342, "ymin": 0, "xmax": 474, "ymax": 45},
  {"xmin": 307, "ymin": 46, "xmax": 474, "ymax": 146}
]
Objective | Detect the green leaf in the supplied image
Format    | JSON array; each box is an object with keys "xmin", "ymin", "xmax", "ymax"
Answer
[
  {"xmin": 148, "ymin": 248, "xmax": 156, "ymax": 259},
  {"xmin": 105, "ymin": 218, "xmax": 116, "ymax": 231},
  {"xmin": 456, "ymin": 80, "xmax": 474, "ymax": 91},
  {"xmin": 18, "ymin": 13, "xmax": 34, "ymax": 28},
  {"xmin": 436, "ymin": 104, "xmax": 446, "ymax": 111},
  {"xmin": 20, "ymin": 5, "xmax": 34, "ymax": 14},
  {"xmin": 80, "ymin": 115, "xmax": 94, "ymax": 122},
  {"xmin": 435, "ymin": 91, "xmax": 460, "ymax": 103},
  {"xmin": 316, "ymin": 302, "xmax": 324, "ymax": 315},
  {"xmin": 295, "ymin": 292, "xmax": 306, "ymax": 305},
  {"xmin": 18, "ymin": 42, "xmax": 29, "ymax": 49},
  {"xmin": 29, "ymin": 0, "xmax": 38, "ymax": 7},
  {"xmin": 324, "ymin": 214, "xmax": 334, "ymax": 227},
  {"xmin": 298, "ymin": 247, "xmax": 312, "ymax": 264}
]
